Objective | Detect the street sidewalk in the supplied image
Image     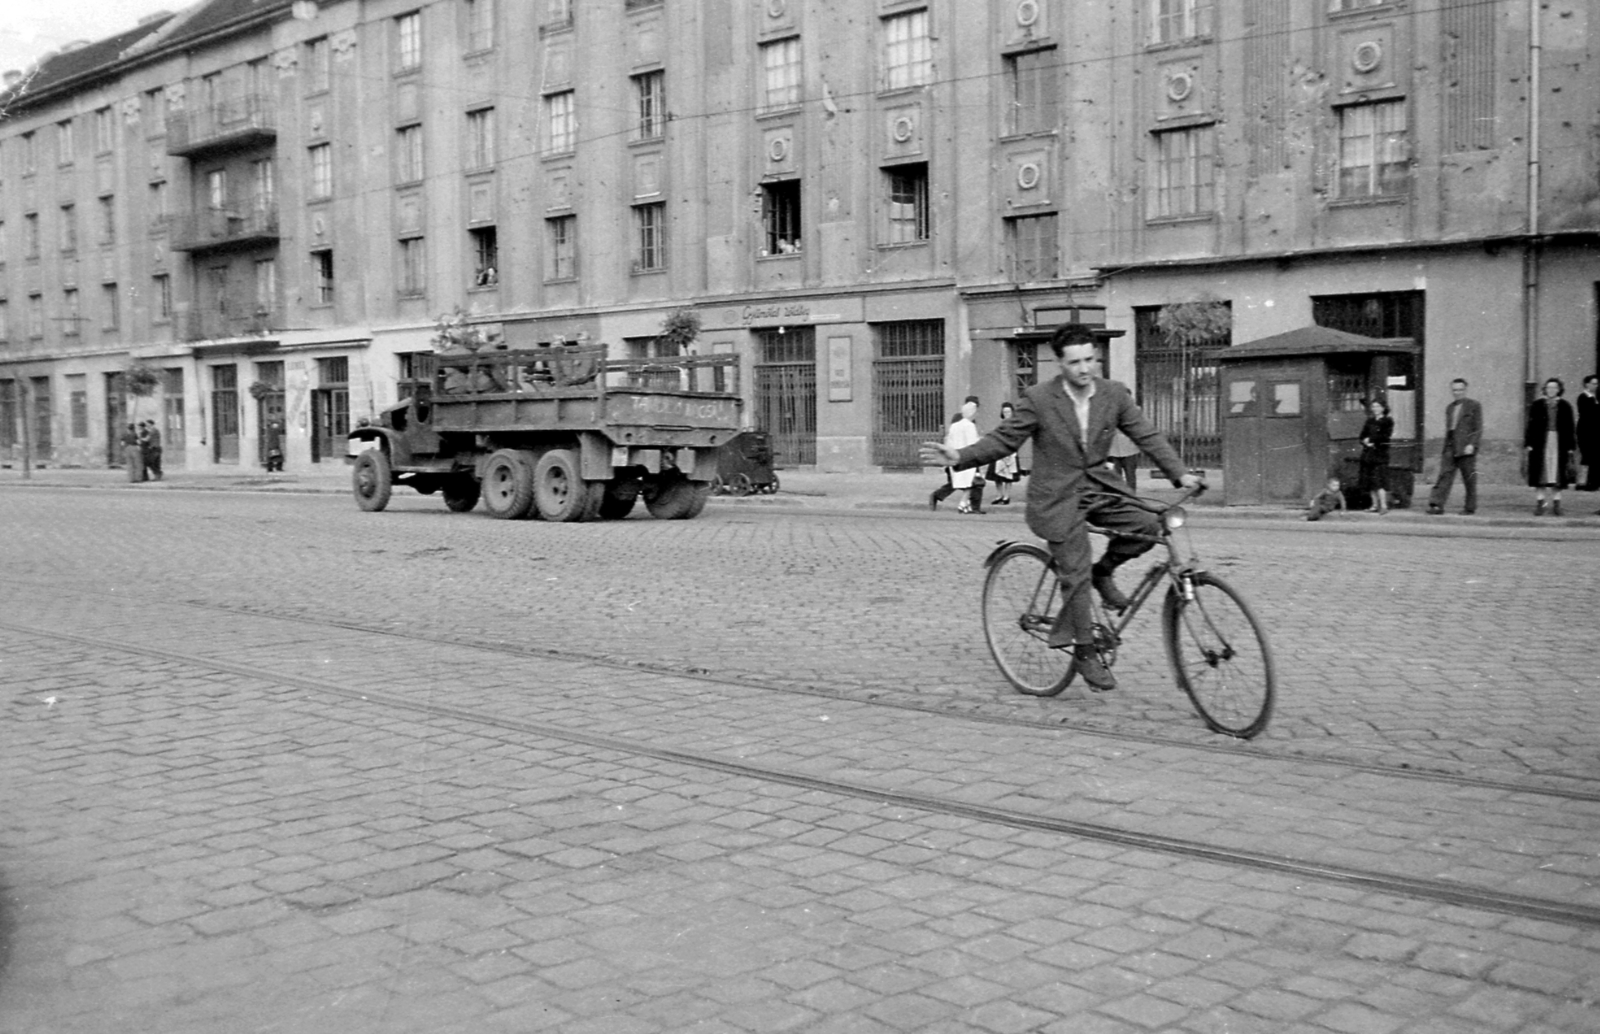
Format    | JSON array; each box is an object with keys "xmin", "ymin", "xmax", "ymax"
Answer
[{"xmin": 5, "ymin": 460, "xmax": 1599, "ymax": 536}]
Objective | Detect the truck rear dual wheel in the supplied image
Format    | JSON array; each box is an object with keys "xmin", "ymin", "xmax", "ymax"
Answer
[
  {"xmin": 645, "ymin": 477, "xmax": 711, "ymax": 520},
  {"xmin": 533, "ymin": 449, "xmax": 590, "ymax": 523},
  {"xmin": 481, "ymin": 449, "xmax": 537, "ymax": 519}
]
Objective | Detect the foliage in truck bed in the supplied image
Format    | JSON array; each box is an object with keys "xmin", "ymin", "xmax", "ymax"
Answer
[{"xmin": 422, "ymin": 344, "xmax": 741, "ymax": 399}]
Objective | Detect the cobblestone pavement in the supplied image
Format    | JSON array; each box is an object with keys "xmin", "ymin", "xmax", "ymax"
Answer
[{"xmin": 1, "ymin": 487, "xmax": 1597, "ymax": 1033}]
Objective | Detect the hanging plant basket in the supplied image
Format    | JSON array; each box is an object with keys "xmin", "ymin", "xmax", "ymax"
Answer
[
  {"xmin": 248, "ymin": 380, "xmax": 278, "ymax": 400},
  {"xmin": 124, "ymin": 361, "xmax": 162, "ymax": 397}
]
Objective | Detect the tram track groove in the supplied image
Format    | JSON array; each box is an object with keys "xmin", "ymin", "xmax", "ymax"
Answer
[
  {"xmin": 5, "ymin": 576, "xmax": 1597, "ymax": 805},
  {"xmin": 6, "ymin": 614, "xmax": 1599, "ymax": 932}
]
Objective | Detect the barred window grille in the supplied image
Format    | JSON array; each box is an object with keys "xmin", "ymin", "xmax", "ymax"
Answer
[{"xmin": 871, "ymin": 320, "xmax": 944, "ymax": 467}]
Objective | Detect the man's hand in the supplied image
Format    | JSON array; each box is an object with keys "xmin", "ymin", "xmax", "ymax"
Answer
[
  {"xmin": 1178, "ymin": 472, "xmax": 1205, "ymax": 491},
  {"xmin": 1465, "ymin": 445, "xmax": 1476, "ymax": 456},
  {"xmin": 919, "ymin": 441, "xmax": 959, "ymax": 466}
]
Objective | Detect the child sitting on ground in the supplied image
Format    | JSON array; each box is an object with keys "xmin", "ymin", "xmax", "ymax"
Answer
[{"xmin": 1305, "ymin": 477, "xmax": 1346, "ymax": 521}]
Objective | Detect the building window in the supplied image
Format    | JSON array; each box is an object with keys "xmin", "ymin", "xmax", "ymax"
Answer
[
  {"xmin": 761, "ymin": 179, "xmax": 802, "ymax": 256},
  {"xmin": 1328, "ymin": 0, "xmax": 1389, "ymax": 10},
  {"xmin": 149, "ymin": 181, "xmax": 169, "ymax": 227},
  {"xmin": 1005, "ymin": 213, "xmax": 1058, "ymax": 282},
  {"xmin": 311, "ymin": 250, "xmax": 334, "ymax": 305},
  {"xmin": 466, "ymin": 108, "xmax": 495, "ymax": 168},
  {"xmin": 1149, "ymin": 124, "xmax": 1216, "ymax": 219},
  {"xmin": 1338, "ymin": 100, "xmax": 1409, "ymax": 199},
  {"xmin": 307, "ymin": 144, "xmax": 332, "ymax": 199},
  {"xmin": 28, "ymin": 294, "xmax": 45, "ymax": 338},
  {"xmin": 102, "ymin": 283, "xmax": 119, "ymax": 329},
  {"xmin": 398, "ymin": 236, "xmax": 426, "ymax": 296},
  {"xmin": 24, "ymin": 214, "xmax": 40, "ymax": 258},
  {"xmin": 545, "ymin": 91, "xmax": 576, "ymax": 153},
  {"xmin": 870, "ymin": 320, "xmax": 945, "ymax": 468},
  {"xmin": 21, "ymin": 132, "xmax": 36, "ymax": 175},
  {"xmin": 1005, "ymin": 49, "xmax": 1057, "ymax": 137},
  {"xmin": 95, "ymin": 107, "xmax": 115, "ymax": 155},
  {"xmin": 881, "ymin": 9, "xmax": 932, "ymax": 91},
  {"xmin": 633, "ymin": 203, "xmax": 665, "ymax": 272},
  {"xmin": 99, "ymin": 196, "xmax": 116, "ymax": 245},
  {"xmin": 545, "ymin": 0, "xmax": 572, "ymax": 28},
  {"xmin": 69, "ymin": 375, "xmax": 89, "ymax": 438},
  {"xmin": 1151, "ymin": 0, "xmax": 1213, "ymax": 44},
  {"xmin": 254, "ymin": 258, "xmax": 277, "ymax": 314},
  {"xmin": 63, "ymin": 289, "xmax": 80, "ymax": 336},
  {"xmin": 144, "ymin": 88, "xmax": 167, "ymax": 134},
  {"xmin": 59, "ymin": 205, "xmax": 77, "ymax": 253},
  {"xmin": 396, "ymin": 11, "xmax": 422, "ymax": 71},
  {"xmin": 633, "ymin": 71, "xmax": 665, "ymax": 141},
  {"xmin": 466, "ymin": 0, "xmax": 495, "ymax": 52},
  {"xmin": 884, "ymin": 163, "xmax": 930, "ymax": 244},
  {"xmin": 760, "ymin": 38, "xmax": 802, "ymax": 111},
  {"xmin": 470, "ymin": 227, "xmax": 499, "ymax": 286},
  {"xmin": 0, "ymin": 301, "xmax": 8, "ymax": 342},
  {"xmin": 56, "ymin": 119, "xmax": 74, "ymax": 166},
  {"xmin": 306, "ymin": 37, "xmax": 330, "ymax": 93},
  {"xmin": 253, "ymin": 158, "xmax": 275, "ymax": 211},
  {"xmin": 153, "ymin": 274, "xmax": 172, "ymax": 320},
  {"xmin": 396, "ymin": 124, "xmax": 424, "ymax": 183},
  {"xmin": 546, "ymin": 215, "xmax": 575, "ymax": 280}
]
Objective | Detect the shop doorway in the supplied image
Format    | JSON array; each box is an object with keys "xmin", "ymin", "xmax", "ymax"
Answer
[
  {"xmin": 104, "ymin": 371, "xmax": 127, "ymax": 467},
  {"xmin": 753, "ymin": 327, "xmax": 816, "ymax": 467},
  {"xmin": 310, "ymin": 356, "xmax": 349, "ymax": 463},
  {"xmin": 211, "ymin": 364, "xmax": 240, "ymax": 463}
]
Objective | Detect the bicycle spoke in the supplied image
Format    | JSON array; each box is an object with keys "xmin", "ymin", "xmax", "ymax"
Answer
[
  {"xmin": 982, "ymin": 546, "xmax": 1074, "ymax": 697},
  {"xmin": 1163, "ymin": 574, "xmax": 1275, "ymax": 738}
]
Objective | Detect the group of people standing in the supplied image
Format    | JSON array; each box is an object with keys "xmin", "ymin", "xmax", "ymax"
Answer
[
  {"xmin": 928, "ymin": 397, "xmax": 1023, "ymax": 514},
  {"xmin": 119, "ymin": 420, "xmax": 163, "ymax": 482}
]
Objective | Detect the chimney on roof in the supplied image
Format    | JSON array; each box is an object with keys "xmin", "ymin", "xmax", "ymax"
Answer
[
  {"xmin": 61, "ymin": 40, "xmax": 90, "ymax": 52},
  {"xmin": 138, "ymin": 10, "xmax": 173, "ymax": 25}
]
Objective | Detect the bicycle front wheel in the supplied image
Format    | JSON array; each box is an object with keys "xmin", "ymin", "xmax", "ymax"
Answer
[
  {"xmin": 1162, "ymin": 572, "xmax": 1275, "ymax": 738},
  {"xmin": 982, "ymin": 544, "xmax": 1074, "ymax": 697}
]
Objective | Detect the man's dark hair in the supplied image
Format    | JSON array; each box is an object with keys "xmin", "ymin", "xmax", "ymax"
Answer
[
  {"xmin": 1049, "ymin": 323, "xmax": 1099, "ymax": 357},
  {"xmin": 1451, "ymin": 378, "xmax": 1469, "ymax": 388}
]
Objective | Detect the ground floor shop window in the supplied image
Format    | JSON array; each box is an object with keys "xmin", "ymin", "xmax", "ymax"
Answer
[
  {"xmin": 1134, "ymin": 305, "xmax": 1228, "ymax": 469},
  {"xmin": 754, "ymin": 326, "xmax": 816, "ymax": 467}
]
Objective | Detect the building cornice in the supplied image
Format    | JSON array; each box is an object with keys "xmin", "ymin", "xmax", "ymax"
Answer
[{"xmin": 1092, "ymin": 231, "xmax": 1600, "ymax": 276}]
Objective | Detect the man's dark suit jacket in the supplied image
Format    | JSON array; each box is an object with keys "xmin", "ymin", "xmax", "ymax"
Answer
[
  {"xmin": 1443, "ymin": 397, "xmax": 1483, "ymax": 456},
  {"xmin": 955, "ymin": 376, "xmax": 1187, "ymax": 542}
]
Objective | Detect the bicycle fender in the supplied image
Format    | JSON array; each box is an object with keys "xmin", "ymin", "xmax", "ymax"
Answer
[{"xmin": 983, "ymin": 540, "xmax": 1052, "ymax": 569}]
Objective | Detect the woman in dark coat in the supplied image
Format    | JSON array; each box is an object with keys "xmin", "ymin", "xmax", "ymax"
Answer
[
  {"xmin": 1525, "ymin": 377, "xmax": 1576, "ymax": 516},
  {"xmin": 1358, "ymin": 398, "xmax": 1394, "ymax": 514}
]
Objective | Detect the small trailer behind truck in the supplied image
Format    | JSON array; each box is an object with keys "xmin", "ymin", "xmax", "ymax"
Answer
[{"xmin": 348, "ymin": 342, "xmax": 742, "ymax": 521}]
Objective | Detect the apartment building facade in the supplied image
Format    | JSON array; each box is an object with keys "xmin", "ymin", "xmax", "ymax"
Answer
[{"xmin": 0, "ymin": 0, "xmax": 1594, "ymax": 479}]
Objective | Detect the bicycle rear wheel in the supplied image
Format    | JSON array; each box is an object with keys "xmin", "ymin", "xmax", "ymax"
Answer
[
  {"xmin": 1161, "ymin": 572, "xmax": 1275, "ymax": 738},
  {"xmin": 982, "ymin": 544, "xmax": 1074, "ymax": 697}
]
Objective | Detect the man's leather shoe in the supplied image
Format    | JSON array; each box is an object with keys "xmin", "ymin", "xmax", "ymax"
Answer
[
  {"xmin": 1092, "ymin": 570, "xmax": 1130, "ymax": 612},
  {"xmin": 1426, "ymin": 506, "xmax": 1444, "ymax": 515},
  {"xmin": 1073, "ymin": 645, "xmax": 1117, "ymax": 691}
]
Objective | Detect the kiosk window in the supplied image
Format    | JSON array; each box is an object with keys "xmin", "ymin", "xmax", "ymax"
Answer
[
  {"xmin": 1227, "ymin": 379, "xmax": 1258, "ymax": 416},
  {"xmin": 1270, "ymin": 381, "xmax": 1302, "ymax": 416}
]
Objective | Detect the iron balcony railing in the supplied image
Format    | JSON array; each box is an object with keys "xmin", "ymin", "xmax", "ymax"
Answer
[
  {"xmin": 165, "ymin": 94, "xmax": 277, "ymax": 157},
  {"xmin": 175, "ymin": 305, "xmax": 281, "ymax": 343},
  {"xmin": 169, "ymin": 204, "xmax": 280, "ymax": 252}
]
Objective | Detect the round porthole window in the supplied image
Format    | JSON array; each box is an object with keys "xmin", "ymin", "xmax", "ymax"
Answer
[
  {"xmin": 766, "ymin": 0, "xmax": 786, "ymax": 18},
  {"xmin": 1016, "ymin": 0, "xmax": 1039, "ymax": 28},
  {"xmin": 1166, "ymin": 71, "xmax": 1194, "ymax": 103},
  {"xmin": 767, "ymin": 137, "xmax": 790, "ymax": 162},
  {"xmin": 1017, "ymin": 162, "xmax": 1042, "ymax": 191},
  {"xmin": 312, "ymin": 215, "xmax": 326, "ymax": 238},
  {"xmin": 1352, "ymin": 41, "xmax": 1383, "ymax": 74},
  {"xmin": 892, "ymin": 115, "xmax": 915, "ymax": 143}
]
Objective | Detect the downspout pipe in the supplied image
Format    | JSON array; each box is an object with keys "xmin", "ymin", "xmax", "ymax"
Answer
[{"xmin": 1523, "ymin": 0, "xmax": 1542, "ymax": 391}]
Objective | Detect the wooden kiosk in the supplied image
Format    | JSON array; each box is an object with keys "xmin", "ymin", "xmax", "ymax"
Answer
[{"xmin": 1210, "ymin": 326, "xmax": 1421, "ymax": 507}]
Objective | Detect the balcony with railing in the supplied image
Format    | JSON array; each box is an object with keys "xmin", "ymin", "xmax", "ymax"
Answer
[
  {"xmin": 165, "ymin": 95, "xmax": 277, "ymax": 157},
  {"xmin": 170, "ymin": 204, "xmax": 280, "ymax": 252},
  {"xmin": 175, "ymin": 303, "xmax": 281, "ymax": 343}
]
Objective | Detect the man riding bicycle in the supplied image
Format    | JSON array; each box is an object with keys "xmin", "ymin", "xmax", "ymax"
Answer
[{"xmin": 921, "ymin": 324, "xmax": 1202, "ymax": 691}]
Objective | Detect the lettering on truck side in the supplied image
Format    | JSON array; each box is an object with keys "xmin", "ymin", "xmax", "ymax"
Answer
[{"xmin": 626, "ymin": 395, "xmax": 738, "ymax": 422}]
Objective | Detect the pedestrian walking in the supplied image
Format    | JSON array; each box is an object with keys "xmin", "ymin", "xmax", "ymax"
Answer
[
  {"xmin": 1576, "ymin": 374, "xmax": 1600, "ymax": 496},
  {"xmin": 921, "ymin": 324, "xmax": 1201, "ymax": 692},
  {"xmin": 1426, "ymin": 378, "xmax": 1482, "ymax": 515},
  {"xmin": 264, "ymin": 419, "xmax": 285, "ymax": 472},
  {"xmin": 1358, "ymin": 398, "xmax": 1393, "ymax": 514},
  {"xmin": 986, "ymin": 401, "xmax": 1022, "ymax": 504},
  {"xmin": 120, "ymin": 423, "xmax": 143, "ymax": 483},
  {"xmin": 1525, "ymin": 377, "xmax": 1576, "ymax": 516},
  {"xmin": 1106, "ymin": 430, "xmax": 1140, "ymax": 490},
  {"xmin": 141, "ymin": 420, "xmax": 163, "ymax": 481},
  {"xmin": 928, "ymin": 397, "xmax": 984, "ymax": 514}
]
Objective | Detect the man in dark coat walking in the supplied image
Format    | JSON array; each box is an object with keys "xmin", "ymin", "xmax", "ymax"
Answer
[
  {"xmin": 1426, "ymin": 378, "xmax": 1483, "ymax": 515},
  {"xmin": 1577, "ymin": 374, "xmax": 1600, "ymax": 495},
  {"xmin": 921, "ymin": 325, "xmax": 1200, "ymax": 691}
]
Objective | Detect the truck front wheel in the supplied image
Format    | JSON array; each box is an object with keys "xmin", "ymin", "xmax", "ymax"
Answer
[
  {"xmin": 481, "ymin": 449, "xmax": 536, "ymax": 519},
  {"xmin": 352, "ymin": 450, "xmax": 392, "ymax": 512}
]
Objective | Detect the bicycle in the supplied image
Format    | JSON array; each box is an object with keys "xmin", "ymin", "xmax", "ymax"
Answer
[{"xmin": 980, "ymin": 484, "xmax": 1276, "ymax": 739}]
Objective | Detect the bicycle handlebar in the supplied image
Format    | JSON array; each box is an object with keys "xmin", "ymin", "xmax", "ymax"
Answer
[{"xmin": 1081, "ymin": 479, "xmax": 1207, "ymax": 516}]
